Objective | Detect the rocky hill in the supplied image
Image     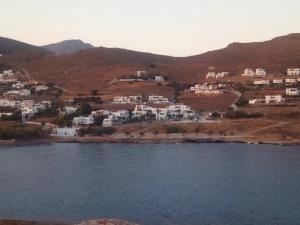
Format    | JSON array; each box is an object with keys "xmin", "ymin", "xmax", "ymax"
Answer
[{"xmin": 42, "ymin": 40, "xmax": 94, "ymax": 55}]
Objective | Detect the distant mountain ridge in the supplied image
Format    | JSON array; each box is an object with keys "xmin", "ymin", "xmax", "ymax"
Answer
[
  {"xmin": 0, "ymin": 36, "xmax": 50, "ymax": 55},
  {"xmin": 42, "ymin": 39, "xmax": 94, "ymax": 55}
]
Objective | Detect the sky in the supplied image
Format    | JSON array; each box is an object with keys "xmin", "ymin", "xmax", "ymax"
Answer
[{"xmin": 1, "ymin": 0, "xmax": 300, "ymax": 56}]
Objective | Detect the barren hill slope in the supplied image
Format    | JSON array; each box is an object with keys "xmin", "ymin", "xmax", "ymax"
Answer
[{"xmin": 1, "ymin": 34, "xmax": 300, "ymax": 92}]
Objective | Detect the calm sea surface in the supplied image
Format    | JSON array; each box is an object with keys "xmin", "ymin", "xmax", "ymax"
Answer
[{"xmin": 0, "ymin": 143, "xmax": 299, "ymax": 225}]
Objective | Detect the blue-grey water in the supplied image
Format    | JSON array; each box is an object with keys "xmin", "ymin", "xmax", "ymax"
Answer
[{"xmin": 0, "ymin": 143, "xmax": 300, "ymax": 225}]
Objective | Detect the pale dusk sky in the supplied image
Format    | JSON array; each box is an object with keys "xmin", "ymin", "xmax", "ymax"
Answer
[{"xmin": 1, "ymin": 0, "xmax": 300, "ymax": 56}]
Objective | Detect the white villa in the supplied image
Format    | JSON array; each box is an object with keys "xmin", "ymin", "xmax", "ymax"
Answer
[
  {"xmin": 102, "ymin": 110, "xmax": 130, "ymax": 127},
  {"xmin": 63, "ymin": 106, "xmax": 78, "ymax": 115},
  {"xmin": 35, "ymin": 85, "xmax": 49, "ymax": 92},
  {"xmin": 242, "ymin": 68, "xmax": 267, "ymax": 77},
  {"xmin": 285, "ymin": 78, "xmax": 297, "ymax": 85},
  {"xmin": 206, "ymin": 72, "xmax": 228, "ymax": 79},
  {"xmin": 253, "ymin": 80, "xmax": 270, "ymax": 85},
  {"xmin": 272, "ymin": 79, "xmax": 283, "ymax": 84},
  {"xmin": 12, "ymin": 82, "xmax": 25, "ymax": 89},
  {"xmin": 73, "ymin": 116, "xmax": 95, "ymax": 125},
  {"xmin": 52, "ymin": 127, "xmax": 78, "ymax": 137},
  {"xmin": 286, "ymin": 88, "xmax": 299, "ymax": 96},
  {"xmin": 249, "ymin": 99, "xmax": 265, "ymax": 105},
  {"xmin": 113, "ymin": 96, "xmax": 142, "ymax": 104},
  {"xmin": 0, "ymin": 99, "xmax": 21, "ymax": 108},
  {"xmin": 148, "ymin": 95, "xmax": 169, "ymax": 104},
  {"xmin": 287, "ymin": 68, "xmax": 300, "ymax": 76},
  {"xmin": 155, "ymin": 75, "xmax": 165, "ymax": 83},
  {"xmin": 265, "ymin": 95, "xmax": 284, "ymax": 104}
]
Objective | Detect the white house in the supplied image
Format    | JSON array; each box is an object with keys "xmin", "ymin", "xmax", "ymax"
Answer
[
  {"xmin": 253, "ymin": 80, "xmax": 270, "ymax": 85},
  {"xmin": 155, "ymin": 75, "xmax": 165, "ymax": 83},
  {"xmin": 12, "ymin": 82, "xmax": 25, "ymax": 89},
  {"xmin": 242, "ymin": 68, "xmax": 266, "ymax": 77},
  {"xmin": 102, "ymin": 110, "xmax": 129, "ymax": 127},
  {"xmin": 20, "ymin": 89, "xmax": 31, "ymax": 96},
  {"xmin": 63, "ymin": 106, "xmax": 78, "ymax": 115},
  {"xmin": 249, "ymin": 99, "xmax": 265, "ymax": 105},
  {"xmin": 73, "ymin": 116, "xmax": 95, "ymax": 125},
  {"xmin": 286, "ymin": 88, "xmax": 299, "ymax": 96},
  {"xmin": 216, "ymin": 72, "xmax": 229, "ymax": 78},
  {"xmin": 0, "ymin": 99, "xmax": 21, "ymax": 108},
  {"xmin": 287, "ymin": 68, "xmax": 300, "ymax": 76},
  {"xmin": 148, "ymin": 95, "xmax": 169, "ymax": 104},
  {"xmin": 3, "ymin": 70, "xmax": 14, "ymax": 77},
  {"xmin": 35, "ymin": 85, "xmax": 49, "ymax": 92},
  {"xmin": 0, "ymin": 112, "xmax": 13, "ymax": 118},
  {"xmin": 255, "ymin": 68, "xmax": 267, "ymax": 77},
  {"xmin": 285, "ymin": 78, "xmax": 297, "ymax": 85},
  {"xmin": 272, "ymin": 79, "xmax": 283, "ymax": 84},
  {"xmin": 113, "ymin": 96, "xmax": 129, "ymax": 104},
  {"xmin": 265, "ymin": 95, "xmax": 284, "ymax": 104},
  {"xmin": 196, "ymin": 89, "xmax": 224, "ymax": 95},
  {"xmin": 206, "ymin": 72, "xmax": 216, "ymax": 79},
  {"xmin": 242, "ymin": 69, "xmax": 255, "ymax": 77},
  {"xmin": 52, "ymin": 127, "xmax": 78, "ymax": 137}
]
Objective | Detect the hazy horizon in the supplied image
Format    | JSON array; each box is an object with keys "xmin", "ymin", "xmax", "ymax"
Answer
[{"xmin": 2, "ymin": 0, "xmax": 300, "ymax": 56}]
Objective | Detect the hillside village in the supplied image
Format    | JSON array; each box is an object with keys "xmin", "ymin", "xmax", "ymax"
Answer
[{"xmin": 0, "ymin": 64, "xmax": 300, "ymax": 144}]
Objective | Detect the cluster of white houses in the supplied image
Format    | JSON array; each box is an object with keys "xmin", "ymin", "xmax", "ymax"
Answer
[
  {"xmin": 253, "ymin": 78, "xmax": 300, "ymax": 86},
  {"xmin": 242, "ymin": 68, "xmax": 267, "ymax": 77},
  {"xmin": 249, "ymin": 95, "xmax": 285, "ymax": 105},
  {"xmin": 189, "ymin": 83, "xmax": 229, "ymax": 95},
  {"xmin": 287, "ymin": 68, "xmax": 300, "ymax": 76},
  {"xmin": 112, "ymin": 71, "xmax": 165, "ymax": 84},
  {"xmin": 0, "ymin": 98, "xmax": 52, "ymax": 120},
  {"xmin": 113, "ymin": 95, "xmax": 170, "ymax": 104},
  {"xmin": 243, "ymin": 68, "xmax": 300, "ymax": 78},
  {"xmin": 52, "ymin": 103, "xmax": 199, "ymax": 137},
  {"xmin": 206, "ymin": 72, "xmax": 229, "ymax": 79},
  {"xmin": 0, "ymin": 69, "xmax": 53, "ymax": 120}
]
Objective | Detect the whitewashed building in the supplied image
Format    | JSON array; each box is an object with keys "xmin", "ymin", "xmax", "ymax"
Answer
[
  {"xmin": 148, "ymin": 95, "xmax": 169, "ymax": 104},
  {"xmin": 249, "ymin": 99, "xmax": 265, "ymax": 105},
  {"xmin": 287, "ymin": 68, "xmax": 300, "ymax": 76},
  {"xmin": 255, "ymin": 68, "xmax": 267, "ymax": 77},
  {"xmin": 286, "ymin": 88, "xmax": 299, "ymax": 96},
  {"xmin": 35, "ymin": 85, "xmax": 49, "ymax": 92},
  {"xmin": 113, "ymin": 96, "xmax": 128, "ymax": 104},
  {"xmin": 272, "ymin": 79, "xmax": 283, "ymax": 84},
  {"xmin": 63, "ymin": 106, "xmax": 78, "ymax": 115},
  {"xmin": 155, "ymin": 75, "xmax": 165, "ymax": 83},
  {"xmin": 253, "ymin": 80, "xmax": 270, "ymax": 85},
  {"xmin": 242, "ymin": 69, "xmax": 255, "ymax": 77},
  {"xmin": 52, "ymin": 127, "xmax": 78, "ymax": 137},
  {"xmin": 73, "ymin": 116, "xmax": 95, "ymax": 125},
  {"xmin": 265, "ymin": 95, "xmax": 284, "ymax": 104},
  {"xmin": 285, "ymin": 78, "xmax": 297, "ymax": 85},
  {"xmin": 12, "ymin": 82, "xmax": 25, "ymax": 89},
  {"xmin": 206, "ymin": 72, "xmax": 216, "ymax": 79}
]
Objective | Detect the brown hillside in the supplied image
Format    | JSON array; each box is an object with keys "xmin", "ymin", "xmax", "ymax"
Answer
[{"xmin": 1, "ymin": 33, "xmax": 300, "ymax": 93}]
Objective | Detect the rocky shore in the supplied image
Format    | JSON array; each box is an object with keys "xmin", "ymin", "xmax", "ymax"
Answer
[{"xmin": 1, "ymin": 134, "xmax": 299, "ymax": 147}]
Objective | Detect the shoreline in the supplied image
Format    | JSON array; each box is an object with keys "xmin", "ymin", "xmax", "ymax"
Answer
[{"xmin": 1, "ymin": 136, "xmax": 300, "ymax": 147}]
